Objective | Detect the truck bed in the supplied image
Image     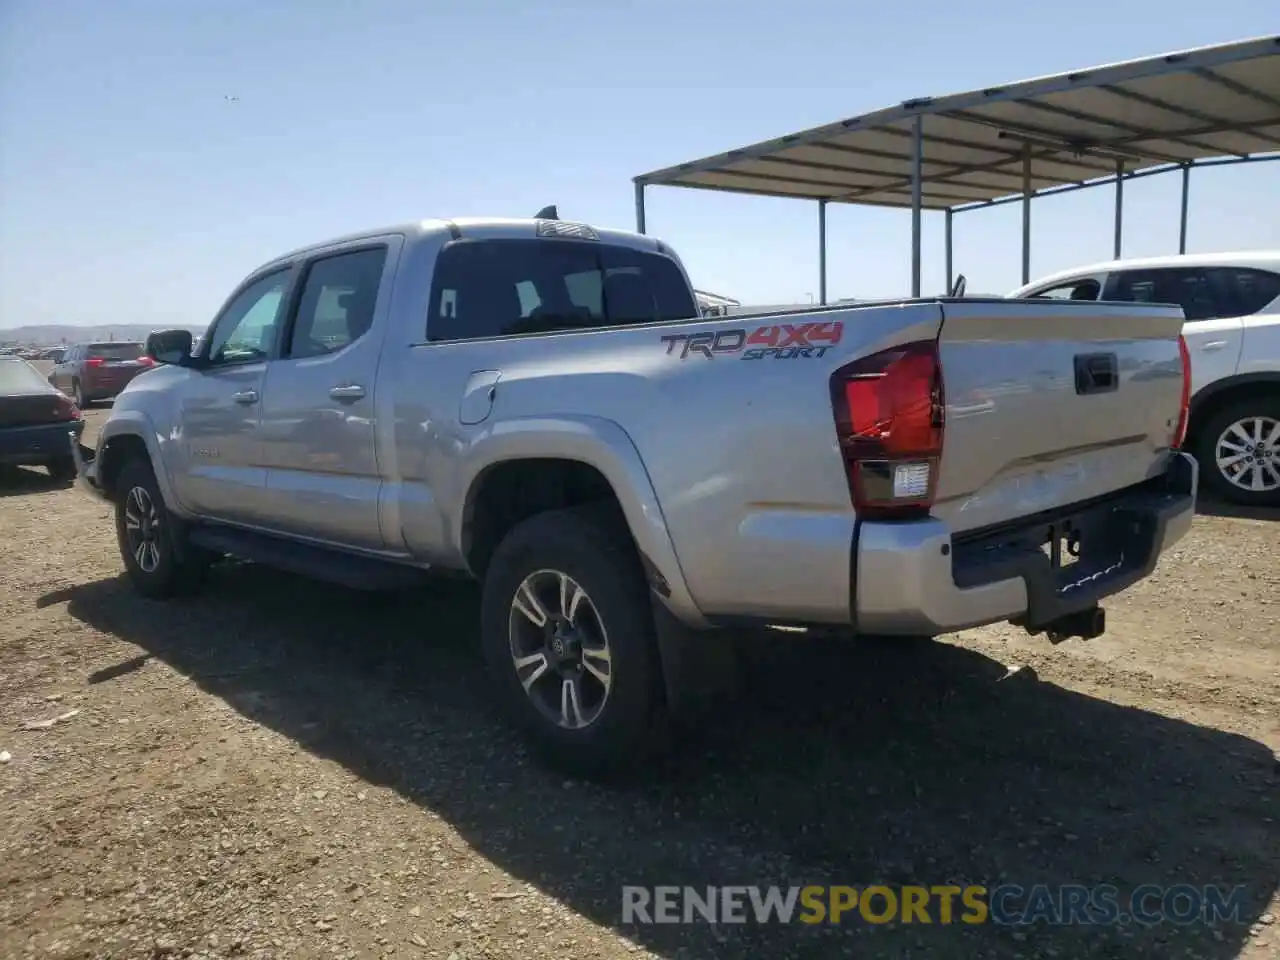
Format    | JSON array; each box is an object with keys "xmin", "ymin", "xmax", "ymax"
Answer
[{"xmin": 388, "ymin": 294, "xmax": 1188, "ymax": 627}]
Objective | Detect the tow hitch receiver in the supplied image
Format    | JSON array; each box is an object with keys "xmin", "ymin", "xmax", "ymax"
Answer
[{"xmin": 1025, "ymin": 605, "xmax": 1106, "ymax": 643}]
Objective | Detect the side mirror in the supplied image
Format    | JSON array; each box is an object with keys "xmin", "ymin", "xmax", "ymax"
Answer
[{"xmin": 146, "ymin": 329, "xmax": 194, "ymax": 366}]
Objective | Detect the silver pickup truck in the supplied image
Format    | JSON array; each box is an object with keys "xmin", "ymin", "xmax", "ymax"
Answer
[{"xmin": 75, "ymin": 215, "xmax": 1197, "ymax": 775}]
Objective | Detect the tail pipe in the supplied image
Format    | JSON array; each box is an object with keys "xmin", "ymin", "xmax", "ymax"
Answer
[{"xmin": 1030, "ymin": 605, "xmax": 1106, "ymax": 643}]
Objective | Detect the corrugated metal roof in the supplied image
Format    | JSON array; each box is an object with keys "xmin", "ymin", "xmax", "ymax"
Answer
[{"xmin": 635, "ymin": 36, "xmax": 1280, "ymax": 210}]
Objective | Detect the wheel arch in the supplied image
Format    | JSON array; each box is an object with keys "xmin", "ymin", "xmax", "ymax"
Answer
[
  {"xmin": 458, "ymin": 416, "xmax": 705, "ymax": 627},
  {"xmin": 95, "ymin": 413, "xmax": 181, "ymax": 509},
  {"xmin": 1185, "ymin": 373, "xmax": 1280, "ymax": 447}
]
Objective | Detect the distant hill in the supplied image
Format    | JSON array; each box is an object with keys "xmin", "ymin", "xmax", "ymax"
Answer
[{"xmin": 0, "ymin": 323, "xmax": 205, "ymax": 345}]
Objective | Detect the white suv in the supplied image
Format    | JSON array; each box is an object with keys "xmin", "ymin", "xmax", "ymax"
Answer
[{"xmin": 1011, "ymin": 252, "xmax": 1280, "ymax": 507}]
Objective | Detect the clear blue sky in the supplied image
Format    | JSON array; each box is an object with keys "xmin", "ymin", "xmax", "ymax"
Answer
[{"xmin": 1, "ymin": 0, "xmax": 1277, "ymax": 329}]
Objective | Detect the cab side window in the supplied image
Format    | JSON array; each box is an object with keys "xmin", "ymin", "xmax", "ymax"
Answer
[
  {"xmin": 206, "ymin": 269, "xmax": 292, "ymax": 365},
  {"xmin": 286, "ymin": 247, "xmax": 388, "ymax": 359}
]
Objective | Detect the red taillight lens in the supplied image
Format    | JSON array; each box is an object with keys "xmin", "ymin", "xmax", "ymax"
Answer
[
  {"xmin": 84, "ymin": 357, "xmax": 105, "ymax": 367},
  {"xmin": 137, "ymin": 355, "xmax": 156, "ymax": 367},
  {"xmin": 1172, "ymin": 334, "xmax": 1191, "ymax": 449},
  {"xmin": 53, "ymin": 395, "xmax": 81, "ymax": 421},
  {"xmin": 831, "ymin": 339, "xmax": 944, "ymax": 520}
]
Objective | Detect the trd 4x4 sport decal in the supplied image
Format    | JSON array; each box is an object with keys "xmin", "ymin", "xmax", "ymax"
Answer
[{"xmin": 660, "ymin": 321, "xmax": 844, "ymax": 360}]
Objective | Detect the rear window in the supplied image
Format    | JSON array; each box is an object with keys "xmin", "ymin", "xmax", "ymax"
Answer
[
  {"xmin": 1219, "ymin": 267, "xmax": 1280, "ymax": 316},
  {"xmin": 0, "ymin": 358, "xmax": 50, "ymax": 394},
  {"xmin": 426, "ymin": 239, "xmax": 697, "ymax": 342},
  {"xmin": 86, "ymin": 342, "xmax": 145, "ymax": 360}
]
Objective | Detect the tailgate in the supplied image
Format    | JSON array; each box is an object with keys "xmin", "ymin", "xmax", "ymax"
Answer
[
  {"xmin": 92, "ymin": 359, "xmax": 148, "ymax": 380},
  {"xmin": 934, "ymin": 298, "xmax": 1185, "ymax": 534}
]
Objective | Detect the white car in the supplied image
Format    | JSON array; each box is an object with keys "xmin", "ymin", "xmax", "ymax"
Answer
[{"xmin": 1011, "ymin": 252, "xmax": 1280, "ymax": 507}]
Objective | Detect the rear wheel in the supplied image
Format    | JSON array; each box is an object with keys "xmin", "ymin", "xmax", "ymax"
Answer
[
  {"xmin": 479, "ymin": 504, "xmax": 665, "ymax": 778},
  {"xmin": 72, "ymin": 379, "xmax": 89, "ymax": 408},
  {"xmin": 1195, "ymin": 397, "xmax": 1280, "ymax": 507},
  {"xmin": 114, "ymin": 458, "xmax": 212, "ymax": 598}
]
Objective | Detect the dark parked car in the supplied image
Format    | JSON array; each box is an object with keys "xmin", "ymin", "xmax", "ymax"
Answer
[
  {"xmin": 0, "ymin": 356, "xmax": 84, "ymax": 482},
  {"xmin": 48, "ymin": 341, "xmax": 155, "ymax": 407}
]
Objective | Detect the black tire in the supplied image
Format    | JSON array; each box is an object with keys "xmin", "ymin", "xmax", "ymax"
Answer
[
  {"xmin": 72, "ymin": 379, "xmax": 90, "ymax": 408},
  {"xmin": 479, "ymin": 504, "xmax": 665, "ymax": 778},
  {"xmin": 1193, "ymin": 396, "xmax": 1280, "ymax": 508},
  {"xmin": 45, "ymin": 456, "xmax": 77, "ymax": 485},
  {"xmin": 114, "ymin": 457, "xmax": 211, "ymax": 599}
]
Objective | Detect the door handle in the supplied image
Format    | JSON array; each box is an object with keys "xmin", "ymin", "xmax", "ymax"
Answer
[
  {"xmin": 1074, "ymin": 352, "xmax": 1118, "ymax": 395},
  {"xmin": 1200, "ymin": 340, "xmax": 1228, "ymax": 352},
  {"xmin": 329, "ymin": 384, "xmax": 366, "ymax": 402},
  {"xmin": 231, "ymin": 390, "xmax": 259, "ymax": 405}
]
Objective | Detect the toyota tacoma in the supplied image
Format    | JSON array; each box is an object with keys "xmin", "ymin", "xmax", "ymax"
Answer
[{"xmin": 73, "ymin": 215, "xmax": 1198, "ymax": 775}]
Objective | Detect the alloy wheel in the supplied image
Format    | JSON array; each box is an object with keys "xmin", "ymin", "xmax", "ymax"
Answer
[
  {"xmin": 123, "ymin": 485, "xmax": 163, "ymax": 574},
  {"xmin": 1214, "ymin": 415, "xmax": 1280, "ymax": 494},
  {"xmin": 508, "ymin": 569, "xmax": 613, "ymax": 730}
]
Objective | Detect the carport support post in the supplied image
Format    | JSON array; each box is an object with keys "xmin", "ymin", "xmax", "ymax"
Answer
[
  {"xmin": 1113, "ymin": 161, "xmax": 1124, "ymax": 259},
  {"xmin": 1021, "ymin": 143, "xmax": 1032, "ymax": 285},
  {"xmin": 944, "ymin": 208, "xmax": 953, "ymax": 294},
  {"xmin": 910, "ymin": 114, "xmax": 923, "ymax": 298},
  {"xmin": 1178, "ymin": 163, "xmax": 1190, "ymax": 254},
  {"xmin": 818, "ymin": 199, "xmax": 828, "ymax": 305},
  {"xmin": 634, "ymin": 181, "xmax": 647, "ymax": 235}
]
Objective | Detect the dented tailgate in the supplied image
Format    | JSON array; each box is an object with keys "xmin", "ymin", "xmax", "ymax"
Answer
[{"xmin": 932, "ymin": 298, "xmax": 1186, "ymax": 534}]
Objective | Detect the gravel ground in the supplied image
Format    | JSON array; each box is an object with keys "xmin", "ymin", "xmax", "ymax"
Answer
[{"xmin": 1, "ymin": 405, "xmax": 1277, "ymax": 960}]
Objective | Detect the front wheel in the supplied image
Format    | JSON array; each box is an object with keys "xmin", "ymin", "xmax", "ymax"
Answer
[
  {"xmin": 114, "ymin": 458, "xmax": 211, "ymax": 599},
  {"xmin": 1194, "ymin": 398, "xmax": 1280, "ymax": 507},
  {"xmin": 479, "ymin": 504, "xmax": 665, "ymax": 778}
]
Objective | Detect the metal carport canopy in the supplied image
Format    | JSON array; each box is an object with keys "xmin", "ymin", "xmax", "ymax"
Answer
[{"xmin": 632, "ymin": 35, "xmax": 1280, "ymax": 300}]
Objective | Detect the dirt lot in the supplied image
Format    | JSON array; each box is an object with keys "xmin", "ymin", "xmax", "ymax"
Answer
[{"xmin": 1, "ymin": 405, "xmax": 1277, "ymax": 960}]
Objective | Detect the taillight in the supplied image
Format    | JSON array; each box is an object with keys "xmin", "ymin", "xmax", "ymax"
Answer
[
  {"xmin": 53, "ymin": 395, "xmax": 81, "ymax": 421},
  {"xmin": 137, "ymin": 355, "xmax": 156, "ymax": 367},
  {"xmin": 84, "ymin": 357, "xmax": 105, "ymax": 367},
  {"xmin": 830, "ymin": 339, "xmax": 944, "ymax": 520},
  {"xmin": 1172, "ymin": 334, "xmax": 1191, "ymax": 449}
]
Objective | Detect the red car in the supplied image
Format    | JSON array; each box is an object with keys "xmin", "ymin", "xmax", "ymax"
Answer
[{"xmin": 48, "ymin": 341, "xmax": 156, "ymax": 407}]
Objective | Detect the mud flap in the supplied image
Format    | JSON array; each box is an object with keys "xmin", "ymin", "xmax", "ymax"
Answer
[
  {"xmin": 651, "ymin": 598, "xmax": 741, "ymax": 713},
  {"xmin": 69, "ymin": 431, "xmax": 108, "ymax": 501}
]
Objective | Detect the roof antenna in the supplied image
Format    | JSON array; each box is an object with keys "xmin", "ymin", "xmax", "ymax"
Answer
[{"xmin": 534, "ymin": 205, "xmax": 559, "ymax": 220}]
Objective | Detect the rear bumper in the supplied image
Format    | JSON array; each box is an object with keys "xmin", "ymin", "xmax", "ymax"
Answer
[
  {"xmin": 0, "ymin": 420, "xmax": 85, "ymax": 466},
  {"xmin": 855, "ymin": 452, "xmax": 1198, "ymax": 635}
]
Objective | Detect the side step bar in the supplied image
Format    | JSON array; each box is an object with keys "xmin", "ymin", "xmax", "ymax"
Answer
[{"xmin": 188, "ymin": 525, "xmax": 432, "ymax": 592}]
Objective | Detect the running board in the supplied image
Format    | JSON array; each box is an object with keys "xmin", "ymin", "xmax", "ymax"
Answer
[{"xmin": 188, "ymin": 525, "xmax": 431, "ymax": 592}]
